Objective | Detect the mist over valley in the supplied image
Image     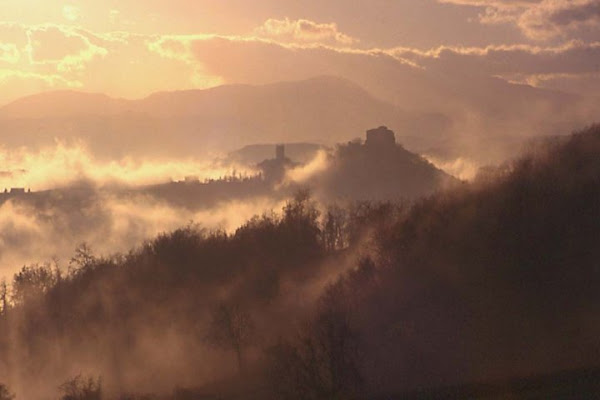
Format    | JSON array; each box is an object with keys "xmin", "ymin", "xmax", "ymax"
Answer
[{"xmin": 1, "ymin": 2, "xmax": 600, "ymax": 398}]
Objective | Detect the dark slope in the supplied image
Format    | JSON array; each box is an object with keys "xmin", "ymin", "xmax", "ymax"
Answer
[
  {"xmin": 1, "ymin": 126, "xmax": 599, "ymax": 399},
  {"xmin": 333, "ymin": 125, "xmax": 600, "ymax": 394},
  {"xmin": 311, "ymin": 129, "xmax": 459, "ymax": 201}
]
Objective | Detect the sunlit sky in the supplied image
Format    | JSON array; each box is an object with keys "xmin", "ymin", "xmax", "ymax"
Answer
[{"xmin": 1, "ymin": 0, "xmax": 600, "ymax": 104}]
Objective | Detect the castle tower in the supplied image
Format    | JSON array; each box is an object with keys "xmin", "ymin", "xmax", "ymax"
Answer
[
  {"xmin": 276, "ymin": 144, "xmax": 285, "ymax": 160},
  {"xmin": 366, "ymin": 126, "xmax": 396, "ymax": 148}
]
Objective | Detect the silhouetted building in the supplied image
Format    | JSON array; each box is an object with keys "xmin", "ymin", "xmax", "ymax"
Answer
[
  {"xmin": 366, "ymin": 126, "xmax": 396, "ymax": 148},
  {"xmin": 258, "ymin": 144, "xmax": 298, "ymax": 183},
  {"xmin": 0, "ymin": 187, "xmax": 31, "ymax": 201},
  {"xmin": 184, "ymin": 175, "xmax": 200, "ymax": 184},
  {"xmin": 276, "ymin": 144, "xmax": 285, "ymax": 161}
]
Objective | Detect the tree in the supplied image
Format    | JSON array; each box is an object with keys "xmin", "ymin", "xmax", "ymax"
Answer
[
  {"xmin": 281, "ymin": 189, "xmax": 323, "ymax": 263},
  {"xmin": 0, "ymin": 384, "xmax": 14, "ymax": 400},
  {"xmin": 59, "ymin": 375, "xmax": 102, "ymax": 400},
  {"xmin": 11, "ymin": 263, "xmax": 58, "ymax": 305},
  {"xmin": 321, "ymin": 204, "xmax": 348, "ymax": 251},
  {"xmin": 206, "ymin": 302, "xmax": 254, "ymax": 374},
  {"xmin": 266, "ymin": 270, "xmax": 366, "ymax": 400},
  {"xmin": 69, "ymin": 243, "xmax": 96, "ymax": 273},
  {"xmin": 267, "ymin": 312, "xmax": 363, "ymax": 400},
  {"xmin": 0, "ymin": 279, "xmax": 8, "ymax": 316}
]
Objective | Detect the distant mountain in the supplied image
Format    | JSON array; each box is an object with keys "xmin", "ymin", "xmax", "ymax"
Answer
[
  {"xmin": 186, "ymin": 43, "xmax": 600, "ymax": 162},
  {"xmin": 0, "ymin": 90, "xmax": 131, "ymax": 119},
  {"xmin": 125, "ymin": 128, "xmax": 456, "ymax": 208},
  {"xmin": 0, "ymin": 76, "xmax": 451, "ymax": 159}
]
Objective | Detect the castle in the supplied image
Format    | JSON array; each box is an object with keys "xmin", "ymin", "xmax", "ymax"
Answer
[
  {"xmin": 365, "ymin": 126, "xmax": 396, "ymax": 148},
  {"xmin": 258, "ymin": 144, "xmax": 296, "ymax": 182}
]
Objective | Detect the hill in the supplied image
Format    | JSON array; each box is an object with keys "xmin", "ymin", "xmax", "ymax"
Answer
[
  {"xmin": 0, "ymin": 76, "xmax": 451, "ymax": 158},
  {"xmin": 310, "ymin": 126, "xmax": 458, "ymax": 201},
  {"xmin": 1, "ymin": 126, "xmax": 600, "ymax": 399}
]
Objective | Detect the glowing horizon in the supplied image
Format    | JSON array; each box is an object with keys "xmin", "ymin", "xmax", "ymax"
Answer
[{"xmin": 0, "ymin": 1, "xmax": 599, "ymax": 105}]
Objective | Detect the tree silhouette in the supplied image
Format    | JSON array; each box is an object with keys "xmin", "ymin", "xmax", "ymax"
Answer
[
  {"xmin": 206, "ymin": 302, "xmax": 255, "ymax": 374},
  {"xmin": 0, "ymin": 384, "xmax": 14, "ymax": 400},
  {"xmin": 0, "ymin": 279, "xmax": 8, "ymax": 316},
  {"xmin": 11, "ymin": 263, "xmax": 58, "ymax": 305},
  {"xmin": 59, "ymin": 375, "xmax": 102, "ymax": 400},
  {"xmin": 321, "ymin": 203, "xmax": 347, "ymax": 251}
]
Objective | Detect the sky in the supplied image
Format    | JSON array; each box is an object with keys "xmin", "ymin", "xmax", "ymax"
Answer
[{"xmin": 0, "ymin": 0, "xmax": 600, "ymax": 105}]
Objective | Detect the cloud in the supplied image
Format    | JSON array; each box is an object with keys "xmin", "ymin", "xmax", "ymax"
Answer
[
  {"xmin": 423, "ymin": 154, "xmax": 481, "ymax": 181},
  {"xmin": 0, "ymin": 142, "xmax": 256, "ymax": 190},
  {"xmin": 0, "ymin": 43, "xmax": 19, "ymax": 63},
  {"xmin": 145, "ymin": 34, "xmax": 225, "ymax": 87},
  {"xmin": 438, "ymin": 0, "xmax": 539, "ymax": 5},
  {"xmin": 437, "ymin": 0, "xmax": 539, "ymax": 22},
  {"xmin": 0, "ymin": 17, "xmax": 597, "ymax": 110},
  {"xmin": 440, "ymin": 0, "xmax": 600, "ymax": 40},
  {"xmin": 62, "ymin": 5, "xmax": 81, "ymax": 22},
  {"xmin": 147, "ymin": 29, "xmax": 598, "ymax": 97},
  {"xmin": 0, "ymin": 143, "xmax": 280, "ymax": 279},
  {"xmin": 25, "ymin": 24, "xmax": 108, "ymax": 72},
  {"xmin": 0, "ymin": 26, "xmax": 226, "ymax": 103},
  {"xmin": 504, "ymin": 71, "xmax": 600, "ymax": 96},
  {"xmin": 0, "ymin": 190, "xmax": 285, "ymax": 280},
  {"xmin": 0, "ymin": 68, "xmax": 81, "ymax": 93},
  {"xmin": 285, "ymin": 150, "xmax": 330, "ymax": 183},
  {"xmin": 519, "ymin": 0, "xmax": 600, "ymax": 39},
  {"xmin": 392, "ymin": 40, "xmax": 600, "ymax": 76},
  {"xmin": 255, "ymin": 18, "xmax": 358, "ymax": 45}
]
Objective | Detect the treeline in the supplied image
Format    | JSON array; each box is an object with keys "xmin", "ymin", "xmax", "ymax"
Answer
[
  {"xmin": 1, "ymin": 126, "xmax": 600, "ymax": 399},
  {"xmin": 0, "ymin": 190, "xmax": 401, "ymax": 399}
]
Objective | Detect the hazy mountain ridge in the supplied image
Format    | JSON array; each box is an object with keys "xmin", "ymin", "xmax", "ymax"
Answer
[
  {"xmin": 0, "ymin": 76, "xmax": 451, "ymax": 156},
  {"xmin": 1, "ymin": 72, "xmax": 594, "ymax": 163},
  {"xmin": 0, "ymin": 76, "xmax": 447, "ymax": 160}
]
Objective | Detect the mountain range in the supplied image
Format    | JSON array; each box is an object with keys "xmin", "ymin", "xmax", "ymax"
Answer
[
  {"xmin": 0, "ymin": 73, "xmax": 597, "ymax": 163},
  {"xmin": 0, "ymin": 76, "xmax": 449, "ymax": 159}
]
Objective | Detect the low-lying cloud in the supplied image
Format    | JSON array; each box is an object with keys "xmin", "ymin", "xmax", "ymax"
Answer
[
  {"xmin": 284, "ymin": 149, "xmax": 330, "ymax": 184},
  {"xmin": 0, "ymin": 189, "xmax": 285, "ymax": 281},
  {"xmin": 0, "ymin": 142, "xmax": 254, "ymax": 190},
  {"xmin": 0, "ymin": 144, "xmax": 275, "ymax": 280}
]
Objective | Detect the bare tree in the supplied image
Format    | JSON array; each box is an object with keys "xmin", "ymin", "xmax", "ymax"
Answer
[
  {"xmin": 69, "ymin": 243, "xmax": 96, "ymax": 274},
  {"xmin": 206, "ymin": 302, "xmax": 254, "ymax": 374},
  {"xmin": 59, "ymin": 375, "xmax": 102, "ymax": 400},
  {"xmin": 322, "ymin": 203, "xmax": 348, "ymax": 251},
  {"xmin": 11, "ymin": 263, "xmax": 58, "ymax": 305}
]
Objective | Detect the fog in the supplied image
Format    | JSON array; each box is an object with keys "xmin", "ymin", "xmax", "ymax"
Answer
[
  {"xmin": 0, "ymin": 143, "xmax": 255, "ymax": 190},
  {"xmin": 0, "ymin": 142, "xmax": 285, "ymax": 280},
  {"xmin": 1, "ymin": 127, "xmax": 599, "ymax": 399},
  {"xmin": 3, "ymin": 1, "xmax": 600, "ymax": 398},
  {"xmin": 423, "ymin": 154, "xmax": 481, "ymax": 181}
]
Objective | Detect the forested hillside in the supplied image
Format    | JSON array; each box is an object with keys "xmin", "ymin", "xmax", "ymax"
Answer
[{"xmin": 1, "ymin": 126, "xmax": 600, "ymax": 399}]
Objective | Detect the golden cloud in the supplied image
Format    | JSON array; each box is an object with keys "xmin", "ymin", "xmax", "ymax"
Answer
[
  {"xmin": 439, "ymin": 0, "xmax": 600, "ymax": 40},
  {"xmin": 0, "ymin": 43, "xmax": 19, "ymax": 64},
  {"xmin": 25, "ymin": 24, "xmax": 108, "ymax": 72},
  {"xmin": 255, "ymin": 18, "xmax": 358, "ymax": 45}
]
